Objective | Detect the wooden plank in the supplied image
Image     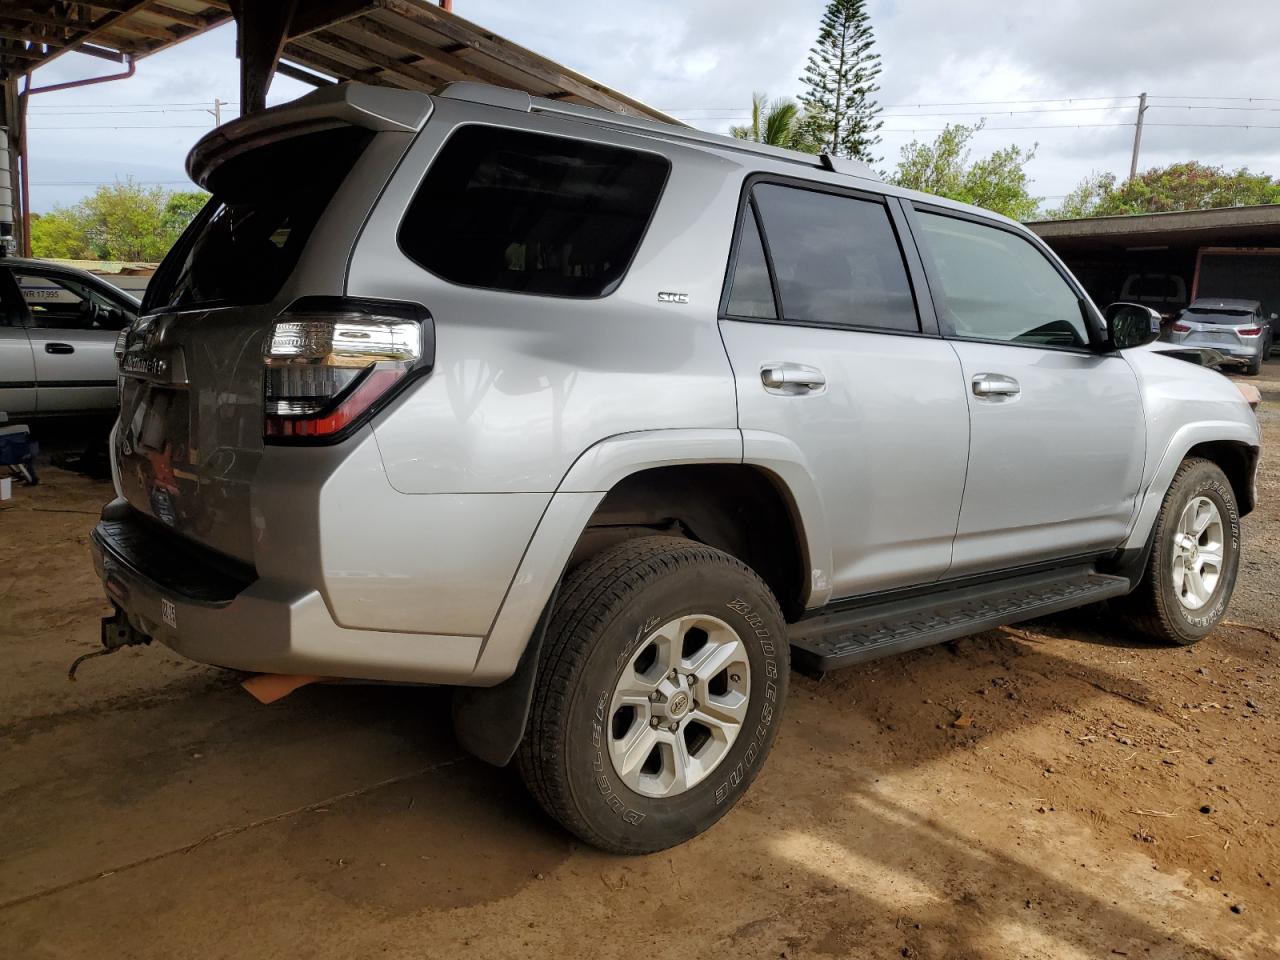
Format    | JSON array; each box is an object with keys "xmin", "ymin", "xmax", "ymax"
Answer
[
  {"xmin": 148, "ymin": 4, "xmax": 213, "ymax": 29},
  {"xmin": 283, "ymin": 38, "xmax": 411, "ymax": 88},
  {"xmin": 0, "ymin": 28, "xmax": 67, "ymax": 47},
  {"xmin": 293, "ymin": 32, "xmax": 449, "ymax": 90},
  {"xmin": 353, "ymin": 11, "xmax": 522, "ymax": 88},
  {"xmin": 1, "ymin": 8, "xmax": 90, "ymax": 34},
  {"xmin": 379, "ymin": 0, "xmax": 649, "ymax": 117},
  {"xmin": 230, "ymin": 0, "xmax": 298, "ymax": 113},
  {"xmin": 288, "ymin": 0, "xmax": 380, "ymax": 38},
  {"xmin": 275, "ymin": 60, "xmax": 337, "ymax": 86}
]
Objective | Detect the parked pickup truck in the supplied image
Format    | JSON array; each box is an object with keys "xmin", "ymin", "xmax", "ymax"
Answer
[
  {"xmin": 91, "ymin": 83, "xmax": 1261, "ymax": 854},
  {"xmin": 0, "ymin": 257, "xmax": 139, "ymax": 416}
]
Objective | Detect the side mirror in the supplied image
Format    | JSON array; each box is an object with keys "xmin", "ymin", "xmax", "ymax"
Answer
[{"xmin": 1103, "ymin": 302, "xmax": 1161, "ymax": 350}]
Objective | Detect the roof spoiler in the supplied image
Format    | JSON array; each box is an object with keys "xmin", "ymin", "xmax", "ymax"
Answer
[{"xmin": 187, "ymin": 83, "xmax": 432, "ymax": 188}]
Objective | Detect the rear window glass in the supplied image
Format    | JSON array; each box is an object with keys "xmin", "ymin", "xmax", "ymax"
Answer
[
  {"xmin": 143, "ymin": 126, "xmax": 373, "ymax": 312},
  {"xmin": 752, "ymin": 183, "xmax": 918, "ymax": 332},
  {"xmin": 398, "ymin": 125, "xmax": 670, "ymax": 298},
  {"xmin": 1185, "ymin": 307, "xmax": 1254, "ymax": 324}
]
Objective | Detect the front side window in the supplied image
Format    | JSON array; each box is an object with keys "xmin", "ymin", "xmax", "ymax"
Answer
[
  {"xmin": 399, "ymin": 126, "xmax": 670, "ymax": 298},
  {"xmin": 749, "ymin": 183, "xmax": 918, "ymax": 332},
  {"xmin": 14, "ymin": 271, "xmax": 133, "ymax": 331},
  {"xmin": 916, "ymin": 211, "xmax": 1088, "ymax": 348}
]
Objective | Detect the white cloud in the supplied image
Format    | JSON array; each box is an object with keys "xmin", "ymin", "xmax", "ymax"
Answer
[{"xmin": 23, "ymin": 0, "xmax": 1280, "ymax": 213}]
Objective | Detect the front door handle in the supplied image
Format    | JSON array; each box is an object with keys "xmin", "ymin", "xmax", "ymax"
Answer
[
  {"xmin": 972, "ymin": 373, "xmax": 1020, "ymax": 399},
  {"xmin": 761, "ymin": 363, "xmax": 826, "ymax": 395},
  {"xmin": 45, "ymin": 342, "xmax": 75, "ymax": 355}
]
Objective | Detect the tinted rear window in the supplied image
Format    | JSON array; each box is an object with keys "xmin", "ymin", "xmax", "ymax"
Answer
[
  {"xmin": 1185, "ymin": 307, "xmax": 1254, "ymax": 324},
  {"xmin": 398, "ymin": 125, "xmax": 669, "ymax": 298},
  {"xmin": 752, "ymin": 183, "xmax": 918, "ymax": 332},
  {"xmin": 144, "ymin": 126, "xmax": 373, "ymax": 312}
]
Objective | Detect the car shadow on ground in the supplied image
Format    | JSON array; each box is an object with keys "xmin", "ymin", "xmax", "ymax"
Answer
[{"xmin": 2, "ymin": 625, "xmax": 1246, "ymax": 958}]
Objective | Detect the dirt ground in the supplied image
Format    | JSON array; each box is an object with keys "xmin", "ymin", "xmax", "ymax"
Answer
[{"xmin": 2, "ymin": 363, "xmax": 1278, "ymax": 960}]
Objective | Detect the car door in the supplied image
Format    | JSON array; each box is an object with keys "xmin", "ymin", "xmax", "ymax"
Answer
[
  {"xmin": 719, "ymin": 179, "xmax": 970, "ymax": 600},
  {"xmin": 906, "ymin": 205, "xmax": 1146, "ymax": 576},
  {"xmin": 13, "ymin": 267, "xmax": 132, "ymax": 413},
  {"xmin": 0, "ymin": 267, "xmax": 37, "ymax": 415}
]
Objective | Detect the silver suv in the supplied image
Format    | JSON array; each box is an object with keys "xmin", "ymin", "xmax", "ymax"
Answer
[
  {"xmin": 92, "ymin": 83, "xmax": 1261, "ymax": 854},
  {"xmin": 1168, "ymin": 297, "xmax": 1273, "ymax": 375}
]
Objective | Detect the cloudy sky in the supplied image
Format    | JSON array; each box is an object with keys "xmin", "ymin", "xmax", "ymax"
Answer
[{"xmin": 23, "ymin": 0, "xmax": 1280, "ymax": 215}]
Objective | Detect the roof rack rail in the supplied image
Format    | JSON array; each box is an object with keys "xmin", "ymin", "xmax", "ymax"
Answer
[{"xmin": 434, "ymin": 81, "xmax": 881, "ymax": 182}]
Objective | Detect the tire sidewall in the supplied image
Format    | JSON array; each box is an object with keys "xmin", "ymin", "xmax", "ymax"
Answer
[
  {"xmin": 562, "ymin": 561, "xmax": 787, "ymax": 852},
  {"xmin": 1154, "ymin": 463, "xmax": 1241, "ymax": 640}
]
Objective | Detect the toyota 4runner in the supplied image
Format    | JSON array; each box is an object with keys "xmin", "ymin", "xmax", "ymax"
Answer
[{"xmin": 92, "ymin": 82, "xmax": 1261, "ymax": 854}]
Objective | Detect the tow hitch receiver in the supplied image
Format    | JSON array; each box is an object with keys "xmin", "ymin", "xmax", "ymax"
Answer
[{"xmin": 68, "ymin": 608, "xmax": 152, "ymax": 681}]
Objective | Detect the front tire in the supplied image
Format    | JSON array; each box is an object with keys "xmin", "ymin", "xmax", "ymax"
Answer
[
  {"xmin": 1122, "ymin": 458, "xmax": 1240, "ymax": 646},
  {"xmin": 517, "ymin": 536, "xmax": 789, "ymax": 854}
]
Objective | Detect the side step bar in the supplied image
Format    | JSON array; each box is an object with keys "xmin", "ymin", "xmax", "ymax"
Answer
[{"xmin": 788, "ymin": 565, "xmax": 1130, "ymax": 674}]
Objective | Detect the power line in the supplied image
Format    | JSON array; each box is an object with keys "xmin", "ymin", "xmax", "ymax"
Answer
[{"xmin": 28, "ymin": 125, "xmax": 213, "ymax": 130}]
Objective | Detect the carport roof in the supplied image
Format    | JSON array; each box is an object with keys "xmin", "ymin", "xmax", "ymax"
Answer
[
  {"xmin": 0, "ymin": 0, "xmax": 675, "ymax": 122},
  {"xmin": 1029, "ymin": 204, "xmax": 1280, "ymax": 253}
]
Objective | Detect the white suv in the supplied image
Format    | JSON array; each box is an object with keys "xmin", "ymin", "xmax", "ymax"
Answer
[{"xmin": 92, "ymin": 82, "xmax": 1261, "ymax": 853}]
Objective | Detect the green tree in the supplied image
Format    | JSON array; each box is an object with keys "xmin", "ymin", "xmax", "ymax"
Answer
[
  {"xmin": 730, "ymin": 93, "xmax": 820, "ymax": 152},
  {"xmin": 799, "ymin": 0, "xmax": 883, "ymax": 162},
  {"xmin": 29, "ymin": 209, "xmax": 95, "ymax": 260},
  {"xmin": 29, "ymin": 180, "xmax": 208, "ymax": 262},
  {"xmin": 888, "ymin": 121, "xmax": 1041, "ymax": 221},
  {"xmin": 1052, "ymin": 162, "xmax": 1280, "ymax": 218}
]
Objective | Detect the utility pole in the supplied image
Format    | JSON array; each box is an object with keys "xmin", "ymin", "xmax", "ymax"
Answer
[
  {"xmin": 1129, "ymin": 91, "xmax": 1148, "ymax": 181},
  {"xmin": 207, "ymin": 97, "xmax": 223, "ymax": 126}
]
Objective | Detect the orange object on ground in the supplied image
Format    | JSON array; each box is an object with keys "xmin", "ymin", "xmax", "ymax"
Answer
[{"xmin": 241, "ymin": 673, "xmax": 326, "ymax": 704}]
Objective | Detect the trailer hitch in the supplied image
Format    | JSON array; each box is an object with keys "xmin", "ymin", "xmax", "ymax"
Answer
[{"xmin": 68, "ymin": 608, "xmax": 152, "ymax": 681}]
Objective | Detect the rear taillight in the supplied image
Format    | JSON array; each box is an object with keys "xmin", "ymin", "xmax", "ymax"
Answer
[
  {"xmin": 263, "ymin": 297, "xmax": 433, "ymax": 443},
  {"xmin": 113, "ymin": 328, "xmax": 128, "ymax": 361},
  {"xmin": 1172, "ymin": 322, "xmax": 1191, "ymax": 333},
  {"xmin": 1237, "ymin": 326, "xmax": 1262, "ymax": 337}
]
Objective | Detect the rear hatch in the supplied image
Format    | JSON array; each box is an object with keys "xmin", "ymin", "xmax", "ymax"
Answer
[
  {"xmin": 114, "ymin": 85, "xmax": 429, "ymax": 564},
  {"xmin": 1173, "ymin": 306, "xmax": 1258, "ymax": 350}
]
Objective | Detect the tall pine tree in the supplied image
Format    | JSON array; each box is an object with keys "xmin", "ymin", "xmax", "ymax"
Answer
[{"xmin": 800, "ymin": 0, "xmax": 883, "ymax": 162}]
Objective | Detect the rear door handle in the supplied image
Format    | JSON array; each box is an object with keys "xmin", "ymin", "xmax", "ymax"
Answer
[
  {"xmin": 761, "ymin": 363, "xmax": 826, "ymax": 395},
  {"xmin": 971, "ymin": 373, "xmax": 1020, "ymax": 399},
  {"xmin": 45, "ymin": 342, "xmax": 75, "ymax": 355}
]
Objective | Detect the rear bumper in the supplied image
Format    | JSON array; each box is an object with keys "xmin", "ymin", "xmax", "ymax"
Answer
[
  {"xmin": 90, "ymin": 501, "xmax": 482, "ymax": 683},
  {"xmin": 1174, "ymin": 339, "xmax": 1261, "ymax": 361}
]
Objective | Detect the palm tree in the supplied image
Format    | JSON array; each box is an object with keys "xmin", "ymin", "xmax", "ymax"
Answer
[{"xmin": 730, "ymin": 93, "xmax": 820, "ymax": 153}]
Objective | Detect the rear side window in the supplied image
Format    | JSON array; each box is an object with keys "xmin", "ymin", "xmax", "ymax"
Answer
[
  {"xmin": 398, "ymin": 126, "xmax": 669, "ymax": 298},
  {"xmin": 144, "ymin": 127, "xmax": 374, "ymax": 312},
  {"xmin": 916, "ymin": 211, "xmax": 1088, "ymax": 348},
  {"xmin": 725, "ymin": 211, "xmax": 776, "ymax": 319},
  {"xmin": 747, "ymin": 183, "xmax": 918, "ymax": 332}
]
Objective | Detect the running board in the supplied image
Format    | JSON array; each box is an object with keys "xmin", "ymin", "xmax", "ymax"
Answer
[{"xmin": 788, "ymin": 565, "xmax": 1130, "ymax": 674}]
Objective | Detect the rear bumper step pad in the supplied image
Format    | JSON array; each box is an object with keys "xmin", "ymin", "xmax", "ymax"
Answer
[{"xmin": 788, "ymin": 566, "xmax": 1130, "ymax": 673}]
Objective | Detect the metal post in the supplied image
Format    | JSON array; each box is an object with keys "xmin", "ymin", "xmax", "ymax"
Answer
[{"xmin": 1129, "ymin": 91, "xmax": 1148, "ymax": 181}]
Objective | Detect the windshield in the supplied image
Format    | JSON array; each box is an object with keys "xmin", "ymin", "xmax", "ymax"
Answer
[{"xmin": 1184, "ymin": 307, "xmax": 1254, "ymax": 325}]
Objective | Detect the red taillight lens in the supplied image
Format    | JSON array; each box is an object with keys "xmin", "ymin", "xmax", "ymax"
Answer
[
  {"xmin": 263, "ymin": 297, "xmax": 432, "ymax": 443},
  {"xmin": 1172, "ymin": 322, "xmax": 1191, "ymax": 333},
  {"xmin": 1237, "ymin": 326, "xmax": 1262, "ymax": 337}
]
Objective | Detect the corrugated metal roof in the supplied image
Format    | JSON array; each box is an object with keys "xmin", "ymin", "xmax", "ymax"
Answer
[{"xmin": 0, "ymin": 1, "xmax": 674, "ymax": 123}]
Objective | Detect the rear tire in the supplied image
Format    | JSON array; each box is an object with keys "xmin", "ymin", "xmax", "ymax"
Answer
[
  {"xmin": 517, "ymin": 536, "xmax": 789, "ymax": 854},
  {"xmin": 1121, "ymin": 458, "xmax": 1240, "ymax": 646},
  {"xmin": 1244, "ymin": 357, "xmax": 1261, "ymax": 376}
]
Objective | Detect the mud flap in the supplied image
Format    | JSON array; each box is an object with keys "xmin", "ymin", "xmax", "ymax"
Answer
[{"xmin": 451, "ymin": 586, "xmax": 559, "ymax": 766}]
